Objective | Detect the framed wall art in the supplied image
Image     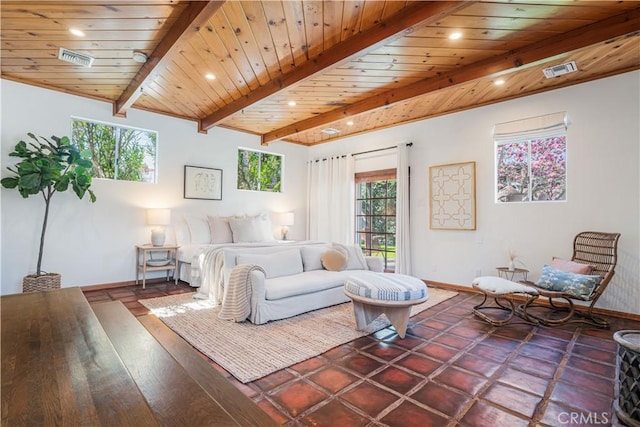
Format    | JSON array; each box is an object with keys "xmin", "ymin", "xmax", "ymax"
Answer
[
  {"xmin": 429, "ymin": 161, "xmax": 476, "ymax": 230},
  {"xmin": 184, "ymin": 165, "xmax": 222, "ymax": 200}
]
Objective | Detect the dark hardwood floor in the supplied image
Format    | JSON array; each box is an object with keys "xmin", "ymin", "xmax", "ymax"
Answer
[{"xmin": 83, "ymin": 281, "xmax": 640, "ymax": 427}]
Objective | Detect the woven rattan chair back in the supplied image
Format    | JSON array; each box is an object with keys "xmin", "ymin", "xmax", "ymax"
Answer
[{"xmin": 572, "ymin": 231, "xmax": 620, "ymax": 303}]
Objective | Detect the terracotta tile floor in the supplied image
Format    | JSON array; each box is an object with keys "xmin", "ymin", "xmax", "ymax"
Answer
[{"xmin": 84, "ymin": 281, "xmax": 639, "ymax": 427}]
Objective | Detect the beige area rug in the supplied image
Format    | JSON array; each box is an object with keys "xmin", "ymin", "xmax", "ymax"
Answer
[{"xmin": 140, "ymin": 288, "xmax": 457, "ymax": 383}]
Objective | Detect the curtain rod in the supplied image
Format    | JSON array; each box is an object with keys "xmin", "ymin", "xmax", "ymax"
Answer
[{"xmin": 352, "ymin": 142, "xmax": 412, "ymax": 157}]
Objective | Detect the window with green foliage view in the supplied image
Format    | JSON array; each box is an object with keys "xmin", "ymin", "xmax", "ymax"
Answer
[
  {"xmin": 237, "ymin": 148, "xmax": 282, "ymax": 192},
  {"xmin": 356, "ymin": 169, "xmax": 397, "ymax": 272},
  {"xmin": 72, "ymin": 118, "xmax": 158, "ymax": 183}
]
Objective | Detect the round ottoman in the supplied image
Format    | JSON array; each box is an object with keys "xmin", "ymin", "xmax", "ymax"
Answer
[{"xmin": 344, "ymin": 271, "xmax": 428, "ymax": 338}]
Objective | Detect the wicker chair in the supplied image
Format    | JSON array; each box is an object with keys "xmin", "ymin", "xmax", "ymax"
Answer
[{"xmin": 519, "ymin": 231, "xmax": 621, "ymax": 328}]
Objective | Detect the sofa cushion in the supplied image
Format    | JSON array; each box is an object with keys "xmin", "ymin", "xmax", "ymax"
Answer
[
  {"xmin": 237, "ymin": 248, "xmax": 303, "ymax": 279},
  {"xmin": 265, "ymin": 270, "xmax": 351, "ymax": 300},
  {"xmin": 333, "ymin": 243, "xmax": 368, "ymax": 270},
  {"xmin": 301, "ymin": 244, "xmax": 330, "ymax": 271}
]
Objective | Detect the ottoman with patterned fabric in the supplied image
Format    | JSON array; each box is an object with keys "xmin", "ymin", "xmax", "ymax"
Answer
[{"xmin": 344, "ymin": 271, "xmax": 428, "ymax": 338}]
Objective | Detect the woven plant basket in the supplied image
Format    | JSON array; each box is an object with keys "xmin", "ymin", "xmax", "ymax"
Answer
[{"xmin": 23, "ymin": 273, "xmax": 61, "ymax": 293}]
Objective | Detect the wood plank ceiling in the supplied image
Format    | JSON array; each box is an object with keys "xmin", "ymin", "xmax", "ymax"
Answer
[{"xmin": 2, "ymin": 1, "xmax": 639, "ymax": 146}]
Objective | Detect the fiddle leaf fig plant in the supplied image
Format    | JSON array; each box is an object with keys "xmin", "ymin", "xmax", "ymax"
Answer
[{"xmin": 1, "ymin": 133, "xmax": 96, "ymax": 276}]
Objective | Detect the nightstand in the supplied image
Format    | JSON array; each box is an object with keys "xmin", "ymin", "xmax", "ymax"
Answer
[{"xmin": 135, "ymin": 244, "xmax": 179, "ymax": 288}]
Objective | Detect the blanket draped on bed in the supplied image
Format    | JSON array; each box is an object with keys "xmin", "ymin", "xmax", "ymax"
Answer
[{"xmin": 218, "ymin": 264, "xmax": 265, "ymax": 321}]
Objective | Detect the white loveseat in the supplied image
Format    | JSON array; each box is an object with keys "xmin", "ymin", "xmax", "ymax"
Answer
[{"xmin": 221, "ymin": 243, "xmax": 384, "ymax": 324}]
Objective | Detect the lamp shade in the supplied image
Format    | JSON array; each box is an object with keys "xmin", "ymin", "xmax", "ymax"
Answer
[
  {"xmin": 280, "ymin": 212, "xmax": 294, "ymax": 226},
  {"xmin": 146, "ymin": 208, "xmax": 171, "ymax": 225}
]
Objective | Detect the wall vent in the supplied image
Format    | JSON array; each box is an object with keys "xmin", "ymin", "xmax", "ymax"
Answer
[
  {"xmin": 321, "ymin": 128, "xmax": 341, "ymax": 135},
  {"xmin": 543, "ymin": 61, "xmax": 578, "ymax": 78},
  {"xmin": 58, "ymin": 48, "xmax": 95, "ymax": 67}
]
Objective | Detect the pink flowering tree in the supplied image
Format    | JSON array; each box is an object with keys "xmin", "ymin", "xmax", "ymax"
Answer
[{"xmin": 496, "ymin": 135, "xmax": 566, "ymax": 202}]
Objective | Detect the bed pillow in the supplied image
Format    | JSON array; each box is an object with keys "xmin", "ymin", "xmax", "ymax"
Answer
[
  {"xmin": 228, "ymin": 214, "xmax": 275, "ymax": 243},
  {"xmin": 237, "ymin": 249, "xmax": 303, "ymax": 278},
  {"xmin": 172, "ymin": 219, "xmax": 191, "ymax": 246},
  {"xmin": 550, "ymin": 257, "xmax": 593, "ymax": 275},
  {"xmin": 321, "ymin": 249, "xmax": 347, "ymax": 271},
  {"xmin": 185, "ymin": 216, "xmax": 212, "ymax": 244},
  {"xmin": 207, "ymin": 215, "xmax": 233, "ymax": 244},
  {"xmin": 301, "ymin": 245, "xmax": 330, "ymax": 271},
  {"xmin": 535, "ymin": 264, "xmax": 601, "ymax": 300},
  {"xmin": 332, "ymin": 243, "xmax": 368, "ymax": 270}
]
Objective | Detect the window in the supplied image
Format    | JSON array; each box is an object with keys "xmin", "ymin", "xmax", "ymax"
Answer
[
  {"xmin": 237, "ymin": 148, "xmax": 282, "ymax": 192},
  {"xmin": 71, "ymin": 117, "xmax": 157, "ymax": 183},
  {"xmin": 355, "ymin": 169, "xmax": 396, "ymax": 271},
  {"xmin": 495, "ymin": 112, "xmax": 567, "ymax": 203}
]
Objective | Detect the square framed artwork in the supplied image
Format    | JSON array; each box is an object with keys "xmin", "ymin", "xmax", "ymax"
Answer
[
  {"xmin": 429, "ymin": 161, "xmax": 476, "ymax": 230},
  {"xmin": 184, "ymin": 165, "xmax": 222, "ymax": 200}
]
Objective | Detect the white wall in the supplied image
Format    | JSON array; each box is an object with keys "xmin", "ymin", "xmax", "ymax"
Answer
[
  {"xmin": 1, "ymin": 80, "xmax": 308, "ymax": 295},
  {"xmin": 309, "ymin": 71, "xmax": 640, "ymax": 315}
]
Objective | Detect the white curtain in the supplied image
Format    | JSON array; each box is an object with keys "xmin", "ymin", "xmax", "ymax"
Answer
[
  {"xmin": 395, "ymin": 143, "xmax": 411, "ymax": 275},
  {"xmin": 307, "ymin": 155, "xmax": 355, "ymax": 243}
]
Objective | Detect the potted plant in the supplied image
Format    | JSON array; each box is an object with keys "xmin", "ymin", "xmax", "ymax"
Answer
[{"xmin": 1, "ymin": 133, "xmax": 96, "ymax": 292}]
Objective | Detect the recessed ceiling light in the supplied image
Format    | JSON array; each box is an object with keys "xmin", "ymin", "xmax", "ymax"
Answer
[
  {"xmin": 494, "ymin": 79, "xmax": 505, "ymax": 86},
  {"xmin": 287, "ymin": 100, "xmax": 296, "ymax": 107},
  {"xmin": 132, "ymin": 52, "xmax": 148, "ymax": 63},
  {"xmin": 448, "ymin": 32, "xmax": 462, "ymax": 40},
  {"xmin": 346, "ymin": 121, "xmax": 354, "ymax": 126},
  {"xmin": 205, "ymin": 73, "xmax": 216, "ymax": 80},
  {"xmin": 321, "ymin": 128, "xmax": 340, "ymax": 135},
  {"xmin": 69, "ymin": 28, "xmax": 85, "ymax": 37}
]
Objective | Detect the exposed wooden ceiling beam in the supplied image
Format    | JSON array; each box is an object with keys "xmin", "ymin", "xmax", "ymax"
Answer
[
  {"xmin": 261, "ymin": 7, "xmax": 640, "ymax": 145},
  {"xmin": 198, "ymin": 1, "xmax": 474, "ymax": 132},
  {"xmin": 113, "ymin": 1, "xmax": 225, "ymax": 117}
]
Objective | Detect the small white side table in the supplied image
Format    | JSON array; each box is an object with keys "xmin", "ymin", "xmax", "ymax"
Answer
[{"xmin": 135, "ymin": 244, "xmax": 180, "ymax": 288}]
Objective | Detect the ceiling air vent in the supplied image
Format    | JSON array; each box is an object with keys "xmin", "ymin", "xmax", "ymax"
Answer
[
  {"xmin": 543, "ymin": 61, "xmax": 578, "ymax": 78},
  {"xmin": 58, "ymin": 48, "xmax": 95, "ymax": 67},
  {"xmin": 321, "ymin": 128, "xmax": 341, "ymax": 135}
]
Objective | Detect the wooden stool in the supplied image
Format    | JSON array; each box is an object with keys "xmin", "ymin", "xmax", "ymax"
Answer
[{"xmin": 344, "ymin": 272, "xmax": 428, "ymax": 338}]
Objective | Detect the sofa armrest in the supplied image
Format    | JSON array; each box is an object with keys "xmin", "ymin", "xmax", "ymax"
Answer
[{"xmin": 365, "ymin": 256, "xmax": 384, "ymax": 272}]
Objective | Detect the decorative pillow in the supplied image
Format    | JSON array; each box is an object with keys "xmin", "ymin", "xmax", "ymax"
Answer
[
  {"xmin": 535, "ymin": 265, "xmax": 601, "ymax": 300},
  {"xmin": 237, "ymin": 249, "xmax": 303, "ymax": 278},
  {"xmin": 321, "ymin": 250, "xmax": 347, "ymax": 271},
  {"xmin": 332, "ymin": 243, "xmax": 368, "ymax": 270},
  {"xmin": 301, "ymin": 245, "xmax": 330, "ymax": 271},
  {"xmin": 185, "ymin": 216, "xmax": 212, "ymax": 244},
  {"xmin": 551, "ymin": 257, "xmax": 593, "ymax": 275},
  {"xmin": 228, "ymin": 214, "xmax": 275, "ymax": 243},
  {"xmin": 172, "ymin": 219, "xmax": 191, "ymax": 246},
  {"xmin": 207, "ymin": 215, "xmax": 233, "ymax": 244}
]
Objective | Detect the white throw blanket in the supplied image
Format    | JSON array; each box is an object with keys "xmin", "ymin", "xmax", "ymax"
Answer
[{"xmin": 218, "ymin": 264, "xmax": 265, "ymax": 322}]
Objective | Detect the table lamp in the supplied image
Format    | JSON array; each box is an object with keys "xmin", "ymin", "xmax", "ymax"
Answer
[
  {"xmin": 280, "ymin": 212, "xmax": 294, "ymax": 240},
  {"xmin": 146, "ymin": 208, "xmax": 171, "ymax": 246}
]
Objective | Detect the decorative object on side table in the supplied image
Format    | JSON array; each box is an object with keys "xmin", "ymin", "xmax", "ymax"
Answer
[
  {"xmin": 1, "ymin": 133, "xmax": 96, "ymax": 292},
  {"xmin": 146, "ymin": 208, "xmax": 171, "ymax": 246},
  {"xmin": 278, "ymin": 212, "xmax": 294, "ymax": 240},
  {"xmin": 184, "ymin": 165, "xmax": 222, "ymax": 200}
]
